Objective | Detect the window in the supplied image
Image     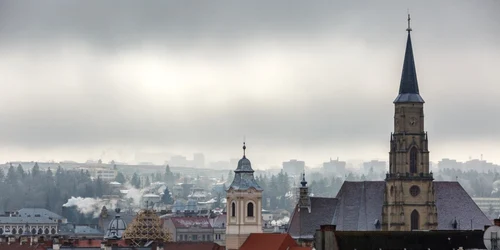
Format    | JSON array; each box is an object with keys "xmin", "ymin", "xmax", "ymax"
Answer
[
  {"xmin": 207, "ymin": 234, "xmax": 211, "ymax": 241},
  {"xmin": 202, "ymin": 234, "xmax": 205, "ymax": 241},
  {"xmin": 38, "ymin": 228, "xmax": 43, "ymax": 235},
  {"xmin": 184, "ymin": 235, "xmax": 187, "ymax": 241},
  {"xmin": 31, "ymin": 228, "xmax": 36, "ymax": 234},
  {"xmin": 247, "ymin": 202, "xmax": 254, "ymax": 217},
  {"xmin": 192, "ymin": 235, "xmax": 198, "ymax": 241},
  {"xmin": 51, "ymin": 228, "xmax": 56, "ymax": 234},
  {"xmin": 12, "ymin": 228, "xmax": 17, "ymax": 234},
  {"xmin": 231, "ymin": 202, "xmax": 236, "ymax": 217},
  {"xmin": 19, "ymin": 228, "xmax": 23, "ymax": 234},
  {"xmin": 411, "ymin": 210, "xmax": 419, "ymax": 230},
  {"xmin": 178, "ymin": 235, "xmax": 182, "ymax": 241},
  {"xmin": 410, "ymin": 147, "xmax": 418, "ymax": 174},
  {"xmin": 44, "ymin": 228, "xmax": 49, "ymax": 234},
  {"xmin": 410, "ymin": 186, "xmax": 420, "ymax": 197}
]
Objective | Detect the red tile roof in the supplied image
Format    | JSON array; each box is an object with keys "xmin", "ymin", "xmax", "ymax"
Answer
[
  {"xmin": 0, "ymin": 243, "xmax": 47, "ymax": 250},
  {"xmin": 164, "ymin": 242, "xmax": 225, "ymax": 250},
  {"xmin": 240, "ymin": 233, "xmax": 299, "ymax": 250}
]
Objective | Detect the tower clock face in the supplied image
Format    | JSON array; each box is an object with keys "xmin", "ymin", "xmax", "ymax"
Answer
[{"xmin": 409, "ymin": 117, "xmax": 417, "ymax": 126}]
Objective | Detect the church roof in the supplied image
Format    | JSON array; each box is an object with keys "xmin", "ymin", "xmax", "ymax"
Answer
[
  {"xmin": 434, "ymin": 182, "xmax": 492, "ymax": 229},
  {"xmin": 333, "ymin": 181, "xmax": 385, "ymax": 231},
  {"xmin": 394, "ymin": 16, "xmax": 424, "ymax": 103},
  {"xmin": 288, "ymin": 197, "xmax": 338, "ymax": 239},
  {"xmin": 287, "ymin": 181, "xmax": 490, "ymax": 233}
]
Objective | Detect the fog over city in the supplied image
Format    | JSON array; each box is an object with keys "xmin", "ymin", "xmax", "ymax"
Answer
[{"xmin": 1, "ymin": 0, "xmax": 499, "ymax": 166}]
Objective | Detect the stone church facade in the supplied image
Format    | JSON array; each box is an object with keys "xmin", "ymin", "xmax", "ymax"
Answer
[
  {"xmin": 288, "ymin": 17, "xmax": 491, "ymax": 240},
  {"xmin": 382, "ymin": 15, "xmax": 438, "ymax": 231}
]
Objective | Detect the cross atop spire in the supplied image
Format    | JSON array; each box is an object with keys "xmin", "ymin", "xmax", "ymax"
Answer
[
  {"xmin": 243, "ymin": 141, "xmax": 246, "ymax": 158},
  {"xmin": 406, "ymin": 11, "xmax": 412, "ymax": 33}
]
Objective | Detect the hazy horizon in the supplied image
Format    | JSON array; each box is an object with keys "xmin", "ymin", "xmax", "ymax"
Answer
[{"xmin": 1, "ymin": 0, "xmax": 499, "ymax": 166}]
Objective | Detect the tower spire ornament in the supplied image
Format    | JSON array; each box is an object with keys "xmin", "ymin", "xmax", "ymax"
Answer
[
  {"xmin": 407, "ymin": 11, "xmax": 412, "ymax": 32},
  {"xmin": 243, "ymin": 141, "xmax": 246, "ymax": 157}
]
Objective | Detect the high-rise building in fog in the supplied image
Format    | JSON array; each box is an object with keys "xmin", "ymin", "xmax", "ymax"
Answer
[
  {"xmin": 363, "ymin": 160, "xmax": 387, "ymax": 173},
  {"xmin": 322, "ymin": 157, "xmax": 346, "ymax": 175},
  {"xmin": 193, "ymin": 153, "xmax": 205, "ymax": 168},
  {"xmin": 169, "ymin": 155, "xmax": 187, "ymax": 167},
  {"xmin": 282, "ymin": 160, "xmax": 305, "ymax": 177}
]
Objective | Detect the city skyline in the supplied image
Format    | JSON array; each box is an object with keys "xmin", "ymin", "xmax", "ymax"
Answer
[{"xmin": 1, "ymin": 1, "xmax": 499, "ymax": 165}]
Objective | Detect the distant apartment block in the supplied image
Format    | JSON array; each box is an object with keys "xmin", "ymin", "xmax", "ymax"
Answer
[
  {"xmin": 169, "ymin": 155, "xmax": 188, "ymax": 167},
  {"xmin": 438, "ymin": 158, "xmax": 500, "ymax": 172},
  {"xmin": 323, "ymin": 158, "xmax": 346, "ymax": 175},
  {"xmin": 193, "ymin": 153, "xmax": 206, "ymax": 168},
  {"xmin": 79, "ymin": 166, "xmax": 117, "ymax": 182},
  {"xmin": 472, "ymin": 197, "xmax": 500, "ymax": 218},
  {"xmin": 282, "ymin": 160, "xmax": 305, "ymax": 176},
  {"xmin": 362, "ymin": 160, "xmax": 387, "ymax": 173}
]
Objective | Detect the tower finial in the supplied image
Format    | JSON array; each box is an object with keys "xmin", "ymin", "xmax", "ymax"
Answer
[
  {"xmin": 301, "ymin": 171, "xmax": 307, "ymax": 187},
  {"xmin": 406, "ymin": 10, "xmax": 412, "ymax": 33},
  {"xmin": 243, "ymin": 141, "xmax": 246, "ymax": 157}
]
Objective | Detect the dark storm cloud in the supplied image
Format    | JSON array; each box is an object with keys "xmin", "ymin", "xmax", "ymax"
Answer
[{"xmin": 0, "ymin": 0, "xmax": 499, "ymax": 163}]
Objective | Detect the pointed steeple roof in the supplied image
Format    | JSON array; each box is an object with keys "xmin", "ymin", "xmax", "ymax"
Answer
[{"xmin": 394, "ymin": 14, "xmax": 424, "ymax": 103}]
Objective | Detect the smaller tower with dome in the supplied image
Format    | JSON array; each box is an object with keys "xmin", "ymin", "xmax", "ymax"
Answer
[
  {"xmin": 225, "ymin": 142, "xmax": 263, "ymax": 250},
  {"xmin": 298, "ymin": 173, "xmax": 311, "ymax": 213},
  {"xmin": 104, "ymin": 208, "xmax": 127, "ymax": 240}
]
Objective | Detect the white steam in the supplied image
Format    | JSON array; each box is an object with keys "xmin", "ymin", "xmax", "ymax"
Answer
[
  {"xmin": 62, "ymin": 184, "xmax": 151, "ymax": 218},
  {"xmin": 270, "ymin": 216, "xmax": 290, "ymax": 226}
]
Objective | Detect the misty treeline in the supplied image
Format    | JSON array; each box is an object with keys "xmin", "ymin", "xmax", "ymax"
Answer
[
  {"xmin": 119, "ymin": 165, "xmax": 179, "ymax": 189},
  {"xmin": 435, "ymin": 168, "xmax": 500, "ymax": 198},
  {"xmin": 0, "ymin": 163, "xmax": 111, "ymax": 214}
]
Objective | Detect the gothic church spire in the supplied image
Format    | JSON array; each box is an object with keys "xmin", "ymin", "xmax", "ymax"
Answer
[{"xmin": 394, "ymin": 14, "xmax": 424, "ymax": 103}]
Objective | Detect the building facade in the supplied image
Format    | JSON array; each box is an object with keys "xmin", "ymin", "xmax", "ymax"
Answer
[
  {"xmin": 282, "ymin": 160, "xmax": 305, "ymax": 177},
  {"xmin": 288, "ymin": 16, "xmax": 491, "ymax": 239},
  {"xmin": 225, "ymin": 143, "xmax": 263, "ymax": 250},
  {"xmin": 382, "ymin": 15, "xmax": 438, "ymax": 231}
]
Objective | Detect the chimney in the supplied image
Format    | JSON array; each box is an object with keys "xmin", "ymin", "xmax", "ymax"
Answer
[
  {"xmin": 53, "ymin": 237, "xmax": 60, "ymax": 250},
  {"xmin": 157, "ymin": 243, "xmax": 165, "ymax": 250},
  {"xmin": 494, "ymin": 219, "xmax": 500, "ymax": 227},
  {"xmin": 316, "ymin": 225, "xmax": 337, "ymax": 250}
]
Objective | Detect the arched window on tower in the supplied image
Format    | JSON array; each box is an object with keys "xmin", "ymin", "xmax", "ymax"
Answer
[
  {"xmin": 410, "ymin": 147, "xmax": 418, "ymax": 174},
  {"xmin": 231, "ymin": 202, "xmax": 236, "ymax": 217},
  {"xmin": 411, "ymin": 210, "xmax": 419, "ymax": 230},
  {"xmin": 247, "ymin": 202, "xmax": 254, "ymax": 217}
]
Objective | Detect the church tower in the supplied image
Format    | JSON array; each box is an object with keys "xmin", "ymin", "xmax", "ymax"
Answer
[
  {"xmin": 382, "ymin": 15, "xmax": 438, "ymax": 231},
  {"xmin": 226, "ymin": 143, "xmax": 263, "ymax": 250}
]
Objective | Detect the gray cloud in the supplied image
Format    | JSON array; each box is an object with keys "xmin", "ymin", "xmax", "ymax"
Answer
[{"xmin": 0, "ymin": 0, "xmax": 499, "ymax": 165}]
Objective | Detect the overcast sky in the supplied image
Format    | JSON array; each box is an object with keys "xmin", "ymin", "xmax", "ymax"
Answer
[{"xmin": 0, "ymin": 0, "xmax": 499, "ymax": 167}]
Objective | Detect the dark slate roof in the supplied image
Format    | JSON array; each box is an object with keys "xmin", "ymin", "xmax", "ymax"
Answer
[
  {"xmin": 394, "ymin": 31, "xmax": 425, "ymax": 103},
  {"xmin": 434, "ymin": 181, "xmax": 491, "ymax": 230},
  {"xmin": 288, "ymin": 197, "xmax": 338, "ymax": 239},
  {"xmin": 0, "ymin": 216, "xmax": 58, "ymax": 224},
  {"xmin": 228, "ymin": 156, "xmax": 262, "ymax": 191},
  {"xmin": 289, "ymin": 181, "xmax": 490, "ymax": 232},
  {"xmin": 333, "ymin": 181, "xmax": 385, "ymax": 231},
  {"xmin": 18, "ymin": 208, "xmax": 64, "ymax": 220}
]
